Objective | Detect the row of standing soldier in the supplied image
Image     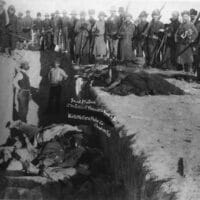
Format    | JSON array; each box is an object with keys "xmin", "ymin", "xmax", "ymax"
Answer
[{"xmin": 1, "ymin": 0, "xmax": 200, "ymax": 78}]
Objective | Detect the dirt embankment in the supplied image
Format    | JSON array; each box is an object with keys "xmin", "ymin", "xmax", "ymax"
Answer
[{"xmin": 93, "ymin": 79, "xmax": 200, "ymax": 200}]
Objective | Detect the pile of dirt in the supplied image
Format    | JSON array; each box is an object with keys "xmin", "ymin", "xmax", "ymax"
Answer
[{"xmin": 108, "ymin": 71, "xmax": 185, "ymax": 96}]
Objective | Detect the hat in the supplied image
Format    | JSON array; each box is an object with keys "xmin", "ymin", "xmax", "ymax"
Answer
[
  {"xmin": 20, "ymin": 61, "xmax": 30, "ymax": 70},
  {"xmin": 110, "ymin": 6, "xmax": 116, "ymax": 12},
  {"xmin": 139, "ymin": 11, "xmax": 148, "ymax": 18},
  {"xmin": 37, "ymin": 12, "xmax": 41, "ymax": 17},
  {"xmin": 88, "ymin": 9, "xmax": 95, "ymax": 15},
  {"xmin": 171, "ymin": 11, "xmax": 179, "ymax": 18},
  {"xmin": 45, "ymin": 13, "xmax": 49, "ymax": 17},
  {"xmin": 118, "ymin": 7, "xmax": 124, "ymax": 12},
  {"xmin": 98, "ymin": 11, "xmax": 107, "ymax": 18},
  {"xmin": 55, "ymin": 10, "xmax": 60, "ymax": 14},
  {"xmin": 26, "ymin": 10, "xmax": 30, "ymax": 13},
  {"xmin": 181, "ymin": 10, "xmax": 190, "ymax": 16},
  {"xmin": 0, "ymin": 0, "xmax": 5, "ymax": 6},
  {"xmin": 152, "ymin": 9, "xmax": 161, "ymax": 17},
  {"xmin": 190, "ymin": 8, "xmax": 198, "ymax": 16},
  {"xmin": 70, "ymin": 10, "xmax": 77, "ymax": 15},
  {"xmin": 125, "ymin": 13, "xmax": 133, "ymax": 18},
  {"xmin": 63, "ymin": 10, "xmax": 67, "ymax": 14},
  {"xmin": 18, "ymin": 12, "xmax": 23, "ymax": 17},
  {"xmin": 80, "ymin": 11, "xmax": 86, "ymax": 17},
  {"xmin": 8, "ymin": 5, "xmax": 15, "ymax": 12}
]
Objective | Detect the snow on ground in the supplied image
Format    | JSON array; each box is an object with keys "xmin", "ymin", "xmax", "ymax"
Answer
[{"xmin": 94, "ymin": 79, "xmax": 200, "ymax": 200}]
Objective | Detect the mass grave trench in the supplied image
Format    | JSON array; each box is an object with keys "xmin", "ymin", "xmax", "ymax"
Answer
[{"xmin": 0, "ymin": 51, "xmax": 177, "ymax": 200}]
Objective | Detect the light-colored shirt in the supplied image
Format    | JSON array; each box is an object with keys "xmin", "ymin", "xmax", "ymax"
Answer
[{"xmin": 48, "ymin": 67, "xmax": 68, "ymax": 85}]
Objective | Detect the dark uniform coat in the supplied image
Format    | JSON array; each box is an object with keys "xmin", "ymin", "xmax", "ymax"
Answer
[
  {"xmin": 7, "ymin": 12, "xmax": 18, "ymax": 49},
  {"xmin": 0, "ymin": 10, "xmax": 9, "ymax": 50},
  {"xmin": 118, "ymin": 20, "xmax": 136, "ymax": 62},
  {"xmin": 145, "ymin": 20, "xmax": 164, "ymax": 66},
  {"xmin": 22, "ymin": 15, "xmax": 33, "ymax": 41},
  {"xmin": 106, "ymin": 15, "xmax": 119, "ymax": 58},
  {"xmin": 42, "ymin": 18, "xmax": 53, "ymax": 49},
  {"xmin": 176, "ymin": 21, "xmax": 198, "ymax": 65},
  {"xmin": 135, "ymin": 21, "xmax": 148, "ymax": 57},
  {"xmin": 61, "ymin": 16, "xmax": 70, "ymax": 51},
  {"xmin": 74, "ymin": 19, "xmax": 90, "ymax": 60}
]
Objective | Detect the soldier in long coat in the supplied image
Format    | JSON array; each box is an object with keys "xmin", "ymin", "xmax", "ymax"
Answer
[
  {"xmin": 42, "ymin": 13, "xmax": 53, "ymax": 50},
  {"xmin": 17, "ymin": 12, "xmax": 23, "ymax": 44},
  {"xmin": 74, "ymin": 11, "xmax": 91, "ymax": 64},
  {"xmin": 134, "ymin": 11, "xmax": 149, "ymax": 58},
  {"xmin": 33, "ymin": 12, "xmax": 43, "ymax": 47},
  {"xmin": 0, "ymin": 0, "xmax": 9, "ymax": 52},
  {"xmin": 52, "ymin": 10, "xmax": 62, "ymax": 47},
  {"xmin": 175, "ymin": 10, "xmax": 198, "ymax": 73},
  {"xmin": 106, "ymin": 6, "xmax": 119, "ymax": 59},
  {"xmin": 22, "ymin": 10, "xmax": 33, "ymax": 42},
  {"xmin": 7, "ymin": 5, "xmax": 18, "ymax": 51},
  {"xmin": 68, "ymin": 10, "xmax": 78, "ymax": 63},
  {"xmin": 118, "ymin": 13, "xmax": 136, "ymax": 63},
  {"xmin": 61, "ymin": 10, "xmax": 70, "ymax": 52},
  {"xmin": 88, "ymin": 9, "xmax": 96, "ymax": 63},
  {"xmin": 92, "ymin": 11, "xmax": 107, "ymax": 63},
  {"xmin": 144, "ymin": 9, "xmax": 164, "ymax": 67}
]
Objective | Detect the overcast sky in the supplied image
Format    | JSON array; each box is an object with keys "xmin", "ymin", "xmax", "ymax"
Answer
[{"xmin": 5, "ymin": 0, "xmax": 200, "ymax": 23}]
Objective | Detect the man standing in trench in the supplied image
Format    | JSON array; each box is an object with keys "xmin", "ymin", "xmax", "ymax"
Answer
[
  {"xmin": 47, "ymin": 59, "xmax": 68, "ymax": 113},
  {"xmin": 13, "ymin": 61, "xmax": 31, "ymax": 123}
]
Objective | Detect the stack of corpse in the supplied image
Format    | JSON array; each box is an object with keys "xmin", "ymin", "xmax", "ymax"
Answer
[{"xmin": 0, "ymin": 120, "xmax": 104, "ymax": 182}]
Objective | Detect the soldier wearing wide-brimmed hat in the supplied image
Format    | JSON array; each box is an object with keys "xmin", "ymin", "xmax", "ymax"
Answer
[
  {"xmin": 134, "ymin": 11, "xmax": 149, "ymax": 58},
  {"xmin": 61, "ymin": 10, "xmax": 70, "ymax": 52},
  {"xmin": 107, "ymin": 6, "xmax": 119, "ymax": 59},
  {"xmin": 92, "ymin": 11, "xmax": 107, "ymax": 62},
  {"xmin": 52, "ymin": 10, "xmax": 62, "ymax": 47},
  {"xmin": 68, "ymin": 10, "xmax": 78, "ymax": 63},
  {"xmin": 143, "ymin": 9, "xmax": 164, "ymax": 67},
  {"xmin": 74, "ymin": 10, "xmax": 90, "ymax": 64},
  {"xmin": 139, "ymin": 11, "xmax": 148, "ymax": 18},
  {"xmin": 175, "ymin": 10, "xmax": 198, "ymax": 74},
  {"xmin": 88, "ymin": 9, "xmax": 96, "ymax": 63},
  {"xmin": 42, "ymin": 13, "xmax": 53, "ymax": 50}
]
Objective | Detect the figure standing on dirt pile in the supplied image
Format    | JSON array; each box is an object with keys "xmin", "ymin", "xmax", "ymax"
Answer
[
  {"xmin": 52, "ymin": 10, "xmax": 62, "ymax": 50},
  {"xmin": 106, "ymin": 6, "xmax": 119, "ymax": 60},
  {"xmin": 88, "ymin": 9, "xmax": 96, "ymax": 64},
  {"xmin": 74, "ymin": 11, "xmax": 91, "ymax": 65},
  {"xmin": 161, "ymin": 11, "xmax": 181, "ymax": 70},
  {"xmin": 7, "ymin": 5, "xmax": 18, "ymax": 53},
  {"xmin": 22, "ymin": 10, "xmax": 33, "ymax": 47},
  {"xmin": 175, "ymin": 10, "xmax": 198, "ymax": 75},
  {"xmin": 42, "ymin": 13, "xmax": 53, "ymax": 50},
  {"xmin": 143, "ymin": 9, "xmax": 164, "ymax": 68},
  {"xmin": 68, "ymin": 10, "xmax": 78, "ymax": 63},
  {"xmin": 47, "ymin": 59, "xmax": 68, "ymax": 113},
  {"xmin": 32, "ymin": 12, "xmax": 43, "ymax": 49},
  {"xmin": 134, "ymin": 11, "xmax": 149, "ymax": 58},
  {"xmin": 61, "ymin": 10, "xmax": 70, "ymax": 52},
  {"xmin": 92, "ymin": 11, "xmax": 108, "ymax": 64},
  {"xmin": 16, "ymin": 12, "xmax": 24, "ymax": 49},
  {"xmin": 13, "ymin": 61, "xmax": 31, "ymax": 123},
  {"xmin": 0, "ymin": 0, "xmax": 9, "ymax": 54},
  {"xmin": 118, "ymin": 13, "xmax": 136, "ymax": 65},
  {"xmin": 189, "ymin": 9, "xmax": 200, "ymax": 79}
]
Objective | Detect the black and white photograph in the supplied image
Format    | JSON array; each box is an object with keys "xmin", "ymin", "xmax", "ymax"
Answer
[{"xmin": 0, "ymin": 0, "xmax": 200, "ymax": 199}]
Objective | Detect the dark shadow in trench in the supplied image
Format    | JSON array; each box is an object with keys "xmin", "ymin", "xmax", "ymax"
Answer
[{"xmin": 31, "ymin": 50, "xmax": 76, "ymax": 127}]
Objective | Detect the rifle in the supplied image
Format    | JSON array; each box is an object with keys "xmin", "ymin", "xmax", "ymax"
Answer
[
  {"xmin": 143, "ymin": 2, "xmax": 167, "ymax": 37},
  {"xmin": 158, "ymin": 11, "xmax": 200, "ymax": 68}
]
